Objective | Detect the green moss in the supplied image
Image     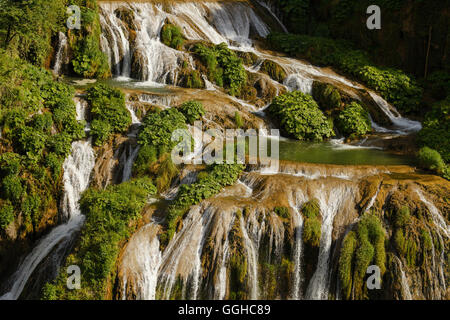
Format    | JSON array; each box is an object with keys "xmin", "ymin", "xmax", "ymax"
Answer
[
  {"xmin": 259, "ymin": 60, "xmax": 287, "ymax": 83},
  {"xmin": 417, "ymin": 146, "xmax": 447, "ymax": 176},
  {"xmin": 0, "ymin": 201, "xmax": 15, "ymax": 230},
  {"xmin": 312, "ymin": 82, "xmax": 342, "ymax": 111},
  {"xmin": 300, "ymin": 199, "xmax": 322, "ymax": 247},
  {"xmin": 339, "ymin": 231, "xmax": 357, "ymax": 300},
  {"xmin": 234, "ymin": 111, "xmax": 243, "ymax": 128},
  {"xmin": 274, "ymin": 206, "xmax": 290, "ymax": 219},
  {"xmin": 338, "ymin": 213, "xmax": 386, "ymax": 299}
]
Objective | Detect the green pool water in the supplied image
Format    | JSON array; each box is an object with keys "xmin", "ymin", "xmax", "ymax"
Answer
[{"xmin": 277, "ymin": 139, "xmax": 415, "ymax": 166}]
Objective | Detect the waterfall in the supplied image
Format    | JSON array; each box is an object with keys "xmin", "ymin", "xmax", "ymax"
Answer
[
  {"xmin": 120, "ymin": 223, "xmax": 162, "ymax": 300},
  {"xmin": 121, "ymin": 144, "xmax": 140, "ymax": 183},
  {"xmin": 0, "ymin": 101, "xmax": 95, "ymax": 300},
  {"xmin": 240, "ymin": 216, "xmax": 259, "ymax": 300},
  {"xmin": 368, "ymin": 92, "xmax": 422, "ymax": 134},
  {"xmin": 255, "ymin": 0, "xmax": 289, "ymax": 33},
  {"xmin": 52, "ymin": 32, "xmax": 68, "ymax": 75},
  {"xmin": 305, "ymin": 184, "xmax": 355, "ymax": 300},
  {"xmin": 283, "ymin": 74, "xmax": 313, "ymax": 94},
  {"xmin": 289, "ymin": 192, "xmax": 306, "ymax": 300}
]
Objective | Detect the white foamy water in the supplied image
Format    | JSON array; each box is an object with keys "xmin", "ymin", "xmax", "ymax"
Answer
[
  {"xmin": 289, "ymin": 191, "xmax": 306, "ymax": 300},
  {"xmin": 53, "ymin": 32, "xmax": 68, "ymax": 75}
]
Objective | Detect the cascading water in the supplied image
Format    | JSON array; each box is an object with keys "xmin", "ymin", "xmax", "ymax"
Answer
[
  {"xmin": 0, "ymin": 100, "xmax": 95, "ymax": 300},
  {"xmin": 305, "ymin": 183, "xmax": 356, "ymax": 300},
  {"xmin": 52, "ymin": 32, "xmax": 68, "ymax": 75},
  {"xmin": 289, "ymin": 192, "xmax": 306, "ymax": 300}
]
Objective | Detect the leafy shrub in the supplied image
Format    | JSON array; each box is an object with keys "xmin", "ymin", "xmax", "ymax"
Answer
[
  {"xmin": 337, "ymin": 102, "xmax": 372, "ymax": 137},
  {"xmin": 193, "ymin": 43, "xmax": 247, "ymax": 96},
  {"xmin": 133, "ymin": 145, "xmax": 158, "ymax": 177},
  {"xmin": 161, "ymin": 23, "xmax": 184, "ymax": 50},
  {"xmin": 1, "ymin": 175, "xmax": 23, "ymax": 204},
  {"xmin": 43, "ymin": 177, "xmax": 157, "ymax": 299},
  {"xmin": 138, "ymin": 107, "xmax": 187, "ymax": 155},
  {"xmin": 86, "ymin": 84, "xmax": 131, "ymax": 146},
  {"xmin": 418, "ymin": 98, "xmax": 449, "ymax": 163},
  {"xmin": 417, "ymin": 147, "xmax": 446, "ymax": 175},
  {"xmin": 267, "ymin": 91, "xmax": 334, "ymax": 141},
  {"xmin": 177, "ymin": 100, "xmax": 205, "ymax": 125}
]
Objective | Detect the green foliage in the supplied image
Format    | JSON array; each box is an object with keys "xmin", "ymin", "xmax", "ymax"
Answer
[
  {"xmin": 267, "ymin": 91, "xmax": 334, "ymax": 141},
  {"xmin": 427, "ymin": 71, "xmax": 450, "ymax": 100},
  {"xmin": 0, "ymin": 53, "xmax": 84, "ymax": 231},
  {"xmin": 393, "ymin": 206, "xmax": 411, "ymax": 228},
  {"xmin": 193, "ymin": 43, "xmax": 247, "ymax": 96},
  {"xmin": 312, "ymin": 82, "xmax": 342, "ymax": 111},
  {"xmin": 177, "ymin": 100, "xmax": 205, "ymax": 125},
  {"xmin": 274, "ymin": 206, "xmax": 290, "ymax": 219},
  {"xmin": 275, "ymin": 0, "xmax": 310, "ymax": 33},
  {"xmin": 43, "ymin": 177, "xmax": 157, "ymax": 299},
  {"xmin": 164, "ymin": 164, "xmax": 245, "ymax": 241},
  {"xmin": 0, "ymin": 201, "xmax": 15, "ymax": 230},
  {"xmin": 70, "ymin": 2, "xmax": 110, "ymax": 78},
  {"xmin": 85, "ymin": 84, "xmax": 131, "ymax": 146},
  {"xmin": 155, "ymin": 154, "xmax": 179, "ymax": 192},
  {"xmin": 417, "ymin": 147, "xmax": 446, "ymax": 175},
  {"xmin": 137, "ymin": 107, "xmax": 187, "ymax": 157},
  {"xmin": 133, "ymin": 145, "xmax": 158, "ymax": 177},
  {"xmin": 267, "ymin": 32, "xmax": 423, "ymax": 113},
  {"xmin": 301, "ymin": 199, "xmax": 322, "ymax": 247},
  {"xmin": 0, "ymin": 0, "xmax": 66, "ymax": 66},
  {"xmin": 337, "ymin": 102, "xmax": 372, "ymax": 138},
  {"xmin": 418, "ymin": 98, "xmax": 450, "ymax": 163},
  {"xmin": 161, "ymin": 23, "xmax": 184, "ymax": 50}
]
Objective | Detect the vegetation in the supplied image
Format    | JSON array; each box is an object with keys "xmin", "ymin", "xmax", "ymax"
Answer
[
  {"xmin": 267, "ymin": 91, "xmax": 334, "ymax": 141},
  {"xmin": 161, "ymin": 23, "xmax": 184, "ymax": 50},
  {"xmin": 417, "ymin": 147, "xmax": 448, "ymax": 179},
  {"xmin": 42, "ymin": 177, "xmax": 157, "ymax": 299},
  {"xmin": 85, "ymin": 84, "xmax": 131, "ymax": 146},
  {"xmin": 300, "ymin": 199, "xmax": 322, "ymax": 247},
  {"xmin": 337, "ymin": 102, "xmax": 372, "ymax": 138},
  {"xmin": 259, "ymin": 60, "xmax": 287, "ymax": 83},
  {"xmin": 193, "ymin": 43, "xmax": 247, "ymax": 96},
  {"xmin": 267, "ymin": 32, "xmax": 422, "ymax": 114},
  {"xmin": 69, "ymin": 0, "xmax": 110, "ymax": 78},
  {"xmin": 0, "ymin": 54, "xmax": 84, "ymax": 232},
  {"xmin": 177, "ymin": 100, "xmax": 205, "ymax": 125},
  {"xmin": 312, "ymin": 82, "xmax": 342, "ymax": 111},
  {"xmin": 338, "ymin": 214, "xmax": 386, "ymax": 299},
  {"xmin": 162, "ymin": 164, "xmax": 245, "ymax": 243}
]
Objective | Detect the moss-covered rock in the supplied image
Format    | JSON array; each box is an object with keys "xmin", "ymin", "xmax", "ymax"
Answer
[{"xmin": 259, "ymin": 60, "xmax": 287, "ymax": 83}]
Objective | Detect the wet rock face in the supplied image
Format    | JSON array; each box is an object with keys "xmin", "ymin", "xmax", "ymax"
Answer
[{"xmin": 113, "ymin": 164, "xmax": 449, "ymax": 300}]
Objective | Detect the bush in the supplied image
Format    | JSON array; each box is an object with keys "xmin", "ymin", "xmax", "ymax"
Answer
[
  {"xmin": 1, "ymin": 175, "xmax": 23, "ymax": 204},
  {"xmin": 193, "ymin": 43, "xmax": 247, "ymax": 96},
  {"xmin": 417, "ymin": 147, "xmax": 446, "ymax": 174},
  {"xmin": 418, "ymin": 98, "xmax": 449, "ymax": 163},
  {"xmin": 337, "ymin": 102, "xmax": 372, "ymax": 137},
  {"xmin": 161, "ymin": 23, "xmax": 184, "ymax": 50},
  {"xmin": 86, "ymin": 84, "xmax": 131, "ymax": 146},
  {"xmin": 267, "ymin": 91, "xmax": 334, "ymax": 141},
  {"xmin": 137, "ymin": 107, "xmax": 187, "ymax": 155},
  {"xmin": 177, "ymin": 100, "xmax": 205, "ymax": 125}
]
